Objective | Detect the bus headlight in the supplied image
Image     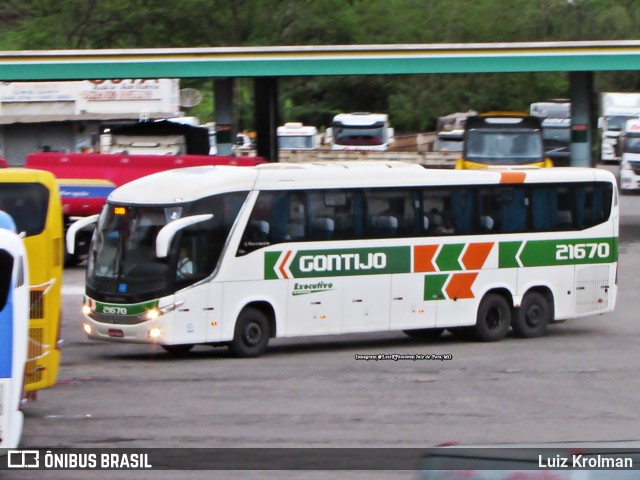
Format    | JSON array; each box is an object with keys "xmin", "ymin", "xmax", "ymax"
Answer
[
  {"xmin": 82, "ymin": 304, "xmax": 92, "ymax": 315},
  {"xmin": 83, "ymin": 323, "xmax": 92, "ymax": 335},
  {"xmin": 621, "ymin": 160, "xmax": 633, "ymax": 171},
  {"xmin": 142, "ymin": 301, "xmax": 183, "ymax": 321},
  {"xmin": 148, "ymin": 327, "xmax": 162, "ymax": 339}
]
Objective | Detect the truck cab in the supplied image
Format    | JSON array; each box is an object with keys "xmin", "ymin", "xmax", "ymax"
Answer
[
  {"xmin": 277, "ymin": 122, "xmax": 319, "ymax": 150},
  {"xmin": 618, "ymin": 119, "xmax": 640, "ymax": 192},
  {"xmin": 326, "ymin": 112, "xmax": 394, "ymax": 151}
]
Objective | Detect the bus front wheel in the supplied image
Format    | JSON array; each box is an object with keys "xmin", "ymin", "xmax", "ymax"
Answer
[
  {"xmin": 229, "ymin": 307, "xmax": 270, "ymax": 358},
  {"xmin": 474, "ymin": 293, "xmax": 511, "ymax": 342},
  {"xmin": 512, "ymin": 291, "xmax": 551, "ymax": 338}
]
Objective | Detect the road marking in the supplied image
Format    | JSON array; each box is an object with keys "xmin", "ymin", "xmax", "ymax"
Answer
[{"xmin": 62, "ymin": 285, "xmax": 85, "ymax": 295}]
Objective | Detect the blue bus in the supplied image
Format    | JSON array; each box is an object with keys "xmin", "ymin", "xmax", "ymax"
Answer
[{"xmin": 0, "ymin": 211, "xmax": 29, "ymax": 450}]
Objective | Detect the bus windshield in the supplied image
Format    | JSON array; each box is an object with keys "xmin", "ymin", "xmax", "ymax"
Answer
[
  {"xmin": 86, "ymin": 191, "xmax": 247, "ymax": 302},
  {"xmin": 278, "ymin": 135, "xmax": 315, "ymax": 149},
  {"xmin": 606, "ymin": 115, "xmax": 635, "ymax": 131},
  {"xmin": 623, "ymin": 135, "xmax": 640, "ymax": 154},
  {"xmin": 435, "ymin": 133, "xmax": 464, "ymax": 152},
  {"xmin": 333, "ymin": 125, "xmax": 385, "ymax": 146},
  {"xmin": 465, "ymin": 130, "xmax": 543, "ymax": 165},
  {"xmin": 0, "ymin": 183, "xmax": 49, "ymax": 237}
]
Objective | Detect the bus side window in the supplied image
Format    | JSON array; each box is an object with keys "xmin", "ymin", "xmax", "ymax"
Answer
[{"xmin": 498, "ymin": 187, "xmax": 527, "ymax": 233}]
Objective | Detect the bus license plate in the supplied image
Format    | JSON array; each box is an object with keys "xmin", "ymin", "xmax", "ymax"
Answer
[{"xmin": 108, "ymin": 329, "xmax": 124, "ymax": 338}]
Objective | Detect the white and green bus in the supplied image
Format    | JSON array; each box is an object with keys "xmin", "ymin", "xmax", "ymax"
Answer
[{"xmin": 74, "ymin": 162, "xmax": 618, "ymax": 357}]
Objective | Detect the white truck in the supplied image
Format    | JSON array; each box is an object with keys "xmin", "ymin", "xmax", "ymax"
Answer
[
  {"xmin": 100, "ymin": 120, "xmax": 211, "ymax": 155},
  {"xmin": 434, "ymin": 111, "xmax": 476, "ymax": 153},
  {"xmin": 325, "ymin": 112, "xmax": 394, "ymax": 151},
  {"xmin": 530, "ymin": 100, "xmax": 571, "ymax": 167},
  {"xmin": 618, "ymin": 118, "xmax": 640, "ymax": 192},
  {"xmin": 277, "ymin": 122, "xmax": 319, "ymax": 150},
  {"xmin": 598, "ymin": 92, "xmax": 640, "ymax": 163}
]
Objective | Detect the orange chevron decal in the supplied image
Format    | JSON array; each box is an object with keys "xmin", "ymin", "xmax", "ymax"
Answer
[
  {"xmin": 461, "ymin": 242, "xmax": 494, "ymax": 270},
  {"xmin": 278, "ymin": 250, "xmax": 293, "ymax": 279},
  {"xmin": 445, "ymin": 272, "xmax": 478, "ymax": 300},
  {"xmin": 413, "ymin": 245, "xmax": 439, "ymax": 272},
  {"xmin": 499, "ymin": 171, "xmax": 526, "ymax": 184}
]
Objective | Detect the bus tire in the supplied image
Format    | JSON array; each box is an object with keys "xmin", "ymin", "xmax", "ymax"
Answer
[
  {"xmin": 229, "ymin": 307, "xmax": 270, "ymax": 358},
  {"xmin": 512, "ymin": 291, "xmax": 551, "ymax": 338},
  {"xmin": 161, "ymin": 344, "xmax": 194, "ymax": 354},
  {"xmin": 473, "ymin": 293, "xmax": 511, "ymax": 342},
  {"xmin": 403, "ymin": 328, "xmax": 444, "ymax": 340}
]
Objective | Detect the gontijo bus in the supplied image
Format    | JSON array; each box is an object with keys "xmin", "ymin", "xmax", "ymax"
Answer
[
  {"xmin": 456, "ymin": 112, "xmax": 554, "ymax": 169},
  {"xmin": 73, "ymin": 162, "xmax": 618, "ymax": 356},
  {"xmin": 0, "ymin": 212, "xmax": 29, "ymax": 449},
  {"xmin": 0, "ymin": 169, "xmax": 63, "ymax": 394}
]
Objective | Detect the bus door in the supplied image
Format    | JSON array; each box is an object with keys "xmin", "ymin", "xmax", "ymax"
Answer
[{"xmin": 281, "ymin": 191, "xmax": 344, "ymax": 336}]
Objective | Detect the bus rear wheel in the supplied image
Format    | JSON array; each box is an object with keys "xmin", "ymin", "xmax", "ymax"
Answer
[
  {"xmin": 473, "ymin": 293, "xmax": 511, "ymax": 342},
  {"xmin": 512, "ymin": 291, "xmax": 551, "ymax": 338},
  {"xmin": 229, "ymin": 307, "xmax": 270, "ymax": 358}
]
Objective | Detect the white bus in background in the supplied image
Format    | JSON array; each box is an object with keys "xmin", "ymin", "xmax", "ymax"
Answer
[
  {"xmin": 72, "ymin": 162, "xmax": 618, "ymax": 357},
  {"xmin": 618, "ymin": 118, "xmax": 640, "ymax": 192},
  {"xmin": 0, "ymin": 212, "xmax": 29, "ymax": 450},
  {"xmin": 326, "ymin": 112, "xmax": 394, "ymax": 151},
  {"xmin": 277, "ymin": 123, "xmax": 319, "ymax": 150}
]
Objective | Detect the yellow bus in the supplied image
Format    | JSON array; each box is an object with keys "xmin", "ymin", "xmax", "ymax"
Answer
[
  {"xmin": 455, "ymin": 112, "xmax": 554, "ymax": 170},
  {"xmin": 0, "ymin": 168, "xmax": 63, "ymax": 396}
]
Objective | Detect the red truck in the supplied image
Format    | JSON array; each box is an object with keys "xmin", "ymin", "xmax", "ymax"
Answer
[{"xmin": 25, "ymin": 152, "xmax": 265, "ymax": 265}]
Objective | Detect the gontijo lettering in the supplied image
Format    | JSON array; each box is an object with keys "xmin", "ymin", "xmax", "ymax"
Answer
[{"xmin": 299, "ymin": 252, "xmax": 386, "ymax": 272}]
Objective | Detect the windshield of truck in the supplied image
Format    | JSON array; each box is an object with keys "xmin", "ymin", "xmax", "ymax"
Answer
[
  {"xmin": 278, "ymin": 135, "xmax": 315, "ymax": 150},
  {"xmin": 607, "ymin": 115, "xmax": 636, "ymax": 131},
  {"xmin": 435, "ymin": 135, "xmax": 464, "ymax": 151},
  {"xmin": 623, "ymin": 135, "xmax": 640, "ymax": 153},
  {"xmin": 465, "ymin": 130, "xmax": 543, "ymax": 165},
  {"xmin": 542, "ymin": 127, "xmax": 571, "ymax": 144},
  {"xmin": 333, "ymin": 124, "xmax": 385, "ymax": 146},
  {"xmin": 86, "ymin": 191, "xmax": 248, "ymax": 303},
  {"xmin": 0, "ymin": 182, "xmax": 49, "ymax": 237}
]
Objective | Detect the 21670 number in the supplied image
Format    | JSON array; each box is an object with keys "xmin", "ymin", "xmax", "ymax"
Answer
[{"xmin": 556, "ymin": 242, "xmax": 610, "ymax": 260}]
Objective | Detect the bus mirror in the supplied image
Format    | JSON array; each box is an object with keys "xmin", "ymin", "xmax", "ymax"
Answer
[
  {"xmin": 155, "ymin": 214, "xmax": 213, "ymax": 259},
  {"xmin": 66, "ymin": 214, "xmax": 99, "ymax": 254}
]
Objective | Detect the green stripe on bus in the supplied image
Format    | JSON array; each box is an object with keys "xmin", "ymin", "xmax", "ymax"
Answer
[
  {"xmin": 424, "ymin": 274, "xmax": 448, "ymax": 301},
  {"xmin": 94, "ymin": 299, "xmax": 159, "ymax": 316},
  {"xmin": 499, "ymin": 237, "xmax": 617, "ymax": 268},
  {"xmin": 266, "ymin": 247, "xmax": 411, "ymax": 279},
  {"xmin": 435, "ymin": 244, "xmax": 464, "ymax": 271},
  {"xmin": 265, "ymin": 236, "xmax": 617, "ymax": 279},
  {"xmin": 499, "ymin": 241, "xmax": 523, "ymax": 268}
]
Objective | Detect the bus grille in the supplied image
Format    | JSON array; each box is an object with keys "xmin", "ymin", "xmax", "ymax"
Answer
[
  {"xmin": 30, "ymin": 289, "xmax": 44, "ymax": 319},
  {"xmin": 26, "ymin": 327, "xmax": 45, "ymax": 385}
]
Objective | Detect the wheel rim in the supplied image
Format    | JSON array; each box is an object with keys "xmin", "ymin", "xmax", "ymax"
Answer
[
  {"xmin": 243, "ymin": 322, "xmax": 262, "ymax": 346},
  {"xmin": 525, "ymin": 304, "xmax": 543, "ymax": 328},
  {"xmin": 486, "ymin": 306, "xmax": 503, "ymax": 330}
]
